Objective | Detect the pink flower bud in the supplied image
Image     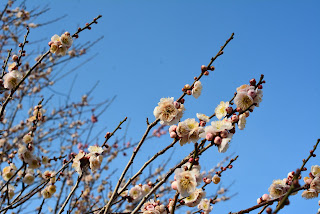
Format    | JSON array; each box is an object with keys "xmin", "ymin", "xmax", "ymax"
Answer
[
  {"xmin": 187, "ymin": 90, "xmax": 192, "ymax": 95},
  {"xmin": 169, "ymin": 125, "xmax": 177, "ymax": 133},
  {"xmin": 174, "ymin": 101, "xmax": 181, "ymax": 109},
  {"xmin": 12, "ymin": 55, "xmax": 18, "ymax": 61},
  {"xmin": 201, "ymin": 65, "xmax": 207, "ymax": 72},
  {"xmin": 247, "ymin": 89, "xmax": 256, "ymax": 98},
  {"xmin": 258, "ymin": 85, "xmax": 263, "ymax": 89},
  {"xmin": 170, "ymin": 132, "xmax": 177, "ymax": 138},
  {"xmin": 262, "ymin": 194, "xmax": 270, "ymax": 201},
  {"xmin": 226, "ymin": 107, "xmax": 233, "ymax": 114},
  {"xmin": 171, "ymin": 181, "xmax": 178, "ymax": 190},
  {"xmin": 250, "ymin": 78, "xmax": 256, "ymax": 86},
  {"xmin": 199, "ymin": 121, "xmax": 206, "ymax": 127},
  {"xmin": 205, "ymin": 178, "xmax": 211, "ymax": 184},
  {"xmin": 231, "ymin": 115, "xmax": 239, "ymax": 123},
  {"xmin": 257, "ymin": 198, "xmax": 262, "ymax": 204},
  {"xmin": 206, "ymin": 133, "xmax": 214, "ymax": 141},
  {"xmin": 214, "ymin": 136, "xmax": 222, "ymax": 145},
  {"xmin": 204, "ymin": 71, "xmax": 209, "ymax": 76},
  {"xmin": 220, "ymin": 130, "xmax": 228, "ymax": 138},
  {"xmin": 245, "ymin": 111, "xmax": 250, "ymax": 117}
]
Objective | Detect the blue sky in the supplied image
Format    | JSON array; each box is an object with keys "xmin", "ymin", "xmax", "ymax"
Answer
[{"xmin": 21, "ymin": 0, "xmax": 320, "ymax": 213}]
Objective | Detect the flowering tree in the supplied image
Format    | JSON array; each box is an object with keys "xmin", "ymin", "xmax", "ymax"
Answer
[{"xmin": 0, "ymin": 1, "xmax": 319, "ymax": 214}]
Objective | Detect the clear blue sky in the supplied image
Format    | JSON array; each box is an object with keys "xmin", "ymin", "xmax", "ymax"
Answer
[{"xmin": 21, "ymin": 0, "xmax": 320, "ymax": 213}]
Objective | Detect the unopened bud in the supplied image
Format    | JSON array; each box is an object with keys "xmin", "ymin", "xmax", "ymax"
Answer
[
  {"xmin": 212, "ymin": 174, "xmax": 220, "ymax": 184},
  {"xmin": 201, "ymin": 65, "xmax": 207, "ymax": 72}
]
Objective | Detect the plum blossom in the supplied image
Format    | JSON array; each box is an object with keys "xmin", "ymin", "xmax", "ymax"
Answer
[
  {"xmin": 49, "ymin": 32, "xmax": 73, "ymax": 56},
  {"xmin": 196, "ymin": 113, "xmax": 210, "ymax": 123},
  {"xmin": 311, "ymin": 165, "xmax": 320, "ymax": 177},
  {"xmin": 268, "ymin": 179, "xmax": 290, "ymax": 198},
  {"xmin": 176, "ymin": 118, "xmax": 203, "ymax": 146},
  {"xmin": 2, "ymin": 163, "xmax": 17, "ymax": 181},
  {"xmin": 192, "ymin": 81, "xmax": 202, "ymax": 98},
  {"xmin": 184, "ymin": 188, "xmax": 206, "ymax": 207},
  {"xmin": 88, "ymin": 145, "xmax": 104, "ymax": 154},
  {"xmin": 141, "ymin": 199, "xmax": 167, "ymax": 214},
  {"xmin": 238, "ymin": 113, "xmax": 247, "ymax": 130},
  {"xmin": 153, "ymin": 97, "xmax": 184, "ymax": 125},
  {"xmin": 198, "ymin": 198, "xmax": 213, "ymax": 213},
  {"xmin": 174, "ymin": 168, "xmax": 197, "ymax": 197},
  {"xmin": 129, "ymin": 185, "xmax": 142, "ymax": 201},
  {"xmin": 301, "ymin": 189, "xmax": 318, "ymax": 199},
  {"xmin": 215, "ymin": 101, "xmax": 229, "ymax": 120},
  {"xmin": 3, "ymin": 70, "xmax": 23, "ymax": 89},
  {"xmin": 218, "ymin": 133, "xmax": 233, "ymax": 153}
]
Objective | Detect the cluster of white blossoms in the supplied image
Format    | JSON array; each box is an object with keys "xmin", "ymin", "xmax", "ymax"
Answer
[
  {"xmin": 153, "ymin": 97, "xmax": 185, "ymax": 125},
  {"xmin": 72, "ymin": 145, "xmax": 104, "ymax": 175},
  {"xmin": 49, "ymin": 32, "xmax": 73, "ymax": 56},
  {"xmin": 166, "ymin": 77, "xmax": 264, "ymax": 155},
  {"xmin": 3, "ymin": 62, "xmax": 23, "ymax": 90},
  {"xmin": 141, "ymin": 199, "xmax": 167, "ymax": 214},
  {"xmin": 2, "ymin": 163, "xmax": 17, "ymax": 181},
  {"xmin": 256, "ymin": 165, "xmax": 320, "ymax": 212},
  {"xmin": 128, "ymin": 183, "xmax": 151, "ymax": 202},
  {"xmin": 18, "ymin": 144, "xmax": 41, "ymax": 169}
]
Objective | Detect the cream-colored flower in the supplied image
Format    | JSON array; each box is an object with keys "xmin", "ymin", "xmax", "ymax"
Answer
[
  {"xmin": 211, "ymin": 119, "xmax": 233, "ymax": 132},
  {"xmin": 234, "ymin": 91, "xmax": 253, "ymax": 111},
  {"xmin": 60, "ymin": 32, "xmax": 73, "ymax": 47},
  {"xmin": 89, "ymin": 155, "xmax": 102, "ymax": 173},
  {"xmin": 47, "ymin": 185, "xmax": 56, "ymax": 194},
  {"xmin": 176, "ymin": 118, "xmax": 203, "ymax": 146},
  {"xmin": 196, "ymin": 113, "xmax": 210, "ymax": 122},
  {"xmin": 268, "ymin": 179, "xmax": 289, "ymax": 198},
  {"xmin": 192, "ymin": 81, "xmax": 202, "ymax": 99},
  {"xmin": 3, "ymin": 70, "xmax": 23, "ymax": 90},
  {"xmin": 175, "ymin": 168, "xmax": 197, "ymax": 197},
  {"xmin": 41, "ymin": 188, "xmax": 52, "ymax": 199},
  {"xmin": 51, "ymin": 34, "xmax": 60, "ymax": 42},
  {"xmin": 153, "ymin": 97, "xmax": 184, "ymax": 125},
  {"xmin": 23, "ymin": 173, "xmax": 35, "ymax": 185},
  {"xmin": 311, "ymin": 165, "xmax": 320, "ymax": 177},
  {"xmin": 2, "ymin": 164, "xmax": 16, "ymax": 181},
  {"xmin": 236, "ymin": 84, "xmax": 250, "ymax": 93},
  {"xmin": 198, "ymin": 198, "xmax": 213, "ymax": 213},
  {"xmin": 2, "ymin": 185, "xmax": 14, "ymax": 199},
  {"xmin": 238, "ymin": 113, "xmax": 247, "ymax": 130},
  {"xmin": 22, "ymin": 134, "xmax": 33, "ymax": 144},
  {"xmin": 7, "ymin": 62, "xmax": 17, "ymax": 72},
  {"xmin": 310, "ymin": 177, "xmax": 320, "ymax": 192},
  {"xmin": 218, "ymin": 133, "xmax": 233, "ymax": 153},
  {"xmin": 88, "ymin": 145, "xmax": 104, "ymax": 154},
  {"xmin": 141, "ymin": 184, "xmax": 151, "ymax": 196},
  {"xmin": 28, "ymin": 158, "xmax": 41, "ymax": 169},
  {"xmin": 184, "ymin": 188, "xmax": 206, "ymax": 207},
  {"xmin": 302, "ymin": 189, "xmax": 318, "ymax": 199},
  {"xmin": 215, "ymin": 101, "xmax": 229, "ymax": 120},
  {"xmin": 254, "ymin": 90, "xmax": 263, "ymax": 107},
  {"xmin": 129, "ymin": 185, "xmax": 142, "ymax": 200}
]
